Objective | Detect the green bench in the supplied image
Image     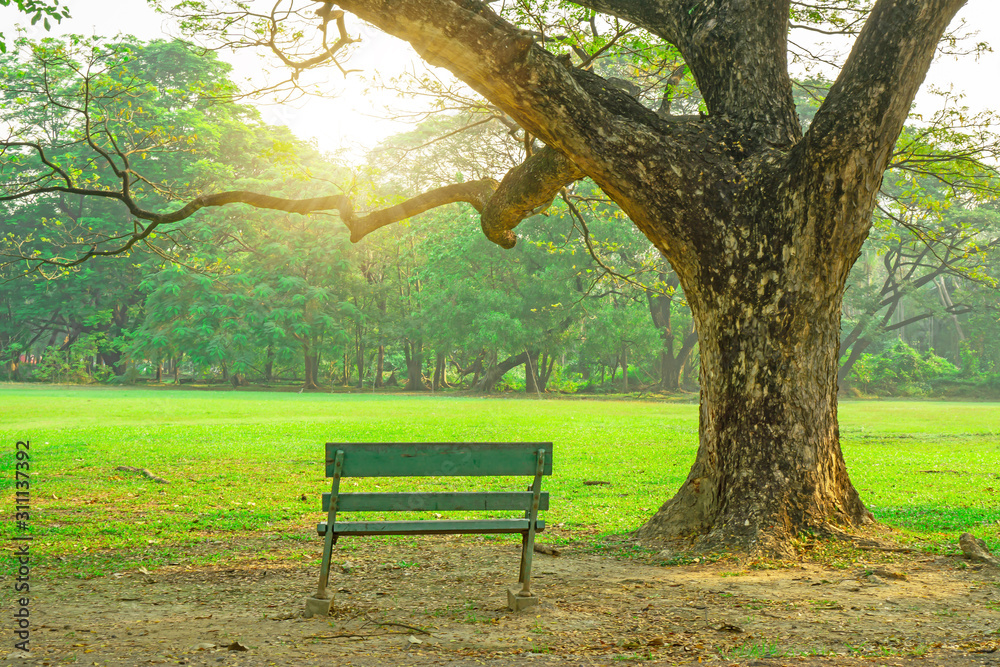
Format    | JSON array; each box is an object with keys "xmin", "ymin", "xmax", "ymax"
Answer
[{"xmin": 304, "ymin": 442, "xmax": 553, "ymax": 617}]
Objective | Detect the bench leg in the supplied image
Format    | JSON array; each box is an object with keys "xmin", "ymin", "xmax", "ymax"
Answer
[
  {"xmin": 303, "ymin": 596, "xmax": 333, "ymax": 618},
  {"xmin": 517, "ymin": 532, "xmax": 532, "ymax": 589},
  {"xmin": 507, "ymin": 586, "xmax": 539, "ymax": 611},
  {"xmin": 306, "ymin": 532, "xmax": 337, "ymax": 617},
  {"xmin": 316, "ymin": 533, "xmax": 338, "ymax": 598},
  {"xmin": 511, "ymin": 452, "xmax": 545, "ymax": 612},
  {"xmin": 509, "ymin": 531, "xmax": 538, "ymax": 611},
  {"xmin": 307, "ymin": 449, "xmax": 344, "ymax": 617}
]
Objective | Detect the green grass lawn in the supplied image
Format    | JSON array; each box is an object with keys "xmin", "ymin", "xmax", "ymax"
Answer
[{"xmin": 0, "ymin": 385, "xmax": 997, "ymax": 575}]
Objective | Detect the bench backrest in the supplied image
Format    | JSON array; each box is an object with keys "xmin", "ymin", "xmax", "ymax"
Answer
[
  {"xmin": 322, "ymin": 442, "xmax": 552, "ymax": 516},
  {"xmin": 324, "ymin": 442, "xmax": 554, "ymax": 478}
]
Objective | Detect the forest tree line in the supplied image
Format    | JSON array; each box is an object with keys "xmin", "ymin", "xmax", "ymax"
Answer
[{"xmin": 2, "ymin": 36, "xmax": 998, "ymax": 397}]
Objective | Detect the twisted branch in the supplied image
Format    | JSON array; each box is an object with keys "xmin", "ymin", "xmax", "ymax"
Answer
[{"xmin": 481, "ymin": 146, "xmax": 585, "ymax": 248}]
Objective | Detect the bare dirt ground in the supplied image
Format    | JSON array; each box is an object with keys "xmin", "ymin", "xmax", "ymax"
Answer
[{"xmin": 3, "ymin": 533, "xmax": 999, "ymax": 667}]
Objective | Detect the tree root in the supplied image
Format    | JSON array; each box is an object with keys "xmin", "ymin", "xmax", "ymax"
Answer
[
  {"xmin": 826, "ymin": 529, "xmax": 917, "ymax": 553},
  {"xmin": 959, "ymin": 532, "xmax": 999, "ymax": 567},
  {"xmin": 363, "ymin": 615, "xmax": 430, "ymax": 635}
]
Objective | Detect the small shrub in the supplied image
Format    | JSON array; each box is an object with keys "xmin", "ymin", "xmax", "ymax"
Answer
[{"xmin": 848, "ymin": 341, "xmax": 959, "ymax": 396}]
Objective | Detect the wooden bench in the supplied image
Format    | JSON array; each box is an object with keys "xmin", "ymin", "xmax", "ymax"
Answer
[{"xmin": 304, "ymin": 442, "xmax": 553, "ymax": 617}]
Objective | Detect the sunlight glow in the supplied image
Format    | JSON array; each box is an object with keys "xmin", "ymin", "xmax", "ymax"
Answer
[{"xmin": 1, "ymin": 0, "xmax": 998, "ymax": 160}]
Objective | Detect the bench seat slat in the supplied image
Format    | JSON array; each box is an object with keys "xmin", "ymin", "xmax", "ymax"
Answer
[
  {"xmin": 318, "ymin": 518, "xmax": 545, "ymax": 536},
  {"xmin": 325, "ymin": 442, "xmax": 553, "ymax": 478},
  {"xmin": 323, "ymin": 491, "xmax": 549, "ymax": 512}
]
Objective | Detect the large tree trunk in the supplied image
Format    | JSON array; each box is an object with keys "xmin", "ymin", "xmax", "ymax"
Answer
[{"xmin": 637, "ymin": 265, "xmax": 872, "ymax": 552}]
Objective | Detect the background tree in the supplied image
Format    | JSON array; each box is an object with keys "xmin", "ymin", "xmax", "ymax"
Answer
[
  {"xmin": 838, "ymin": 103, "xmax": 1000, "ymax": 385},
  {"xmin": 0, "ymin": 36, "xmax": 253, "ymax": 378}
]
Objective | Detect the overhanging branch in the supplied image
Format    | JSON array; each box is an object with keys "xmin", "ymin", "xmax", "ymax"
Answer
[
  {"xmin": 345, "ymin": 179, "xmax": 498, "ymax": 242},
  {"xmin": 5, "ymin": 128, "xmax": 594, "ymax": 269},
  {"xmin": 331, "ymin": 0, "xmax": 693, "ymax": 192},
  {"xmin": 1, "ymin": 181, "xmax": 501, "ymax": 268}
]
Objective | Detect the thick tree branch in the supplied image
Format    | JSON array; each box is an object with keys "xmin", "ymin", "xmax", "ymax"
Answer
[
  {"xmin": 574, "ymin": 0, "xmax": 800, "ymax": 145},
  {"xmin": 1, "ymin": 181, "xmax": 500, "ymax": 268},
  {"xmin": 774, "ymin": 0, "xmax": 969, "ymax": 265},
  {"xmin": 565, "ymin": 0, "xmax": 684, "ymax": 39},
  {"xmin": 5, "ymin": 128, "xmax": 587, "ymax": 267},
  {"xmin": 683, "ymin": 0, "xmax": 801, "ymax": 145},
  {"xmin": 332, "ymin": 0, "xmax": 732, "ymax": 270},
  {"xmin": 331, "ymin": 0, "xmax": 600, "ymax": 159},
  {"xmin": 806, "ymin": 0, "xmax": 967, "ymax": 166},
  {"xmin": 331, "ymin": 1, "xmax": 702, "ymax": 198},
  {"xmin": 481, "ymin": 146, "xmax": 584, "ymax": 248},
  {"xmin": 345, "ymin": 179, "xmax": 498, "ymax": 242}
]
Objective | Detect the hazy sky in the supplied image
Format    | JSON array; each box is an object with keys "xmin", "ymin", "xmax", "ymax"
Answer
[{"xmin": 3, "ymin": 1, "xmax": 999, "ymax": 156}]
